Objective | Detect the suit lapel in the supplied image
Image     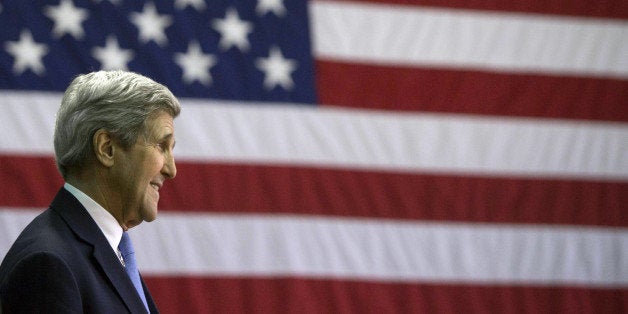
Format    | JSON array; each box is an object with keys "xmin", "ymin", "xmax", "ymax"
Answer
[{"xmin": 50, "ymin": 188, "xmax": 149, "ymax": 313}]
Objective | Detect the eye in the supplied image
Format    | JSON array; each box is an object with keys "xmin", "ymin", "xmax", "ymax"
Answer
[{"xmin": 154, "ymin": 143, "xmax": 165, "ymax": 152}]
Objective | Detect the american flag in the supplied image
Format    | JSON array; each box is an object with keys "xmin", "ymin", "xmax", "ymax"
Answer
[{"xmin": 1, "ymin": 0, "xmax": 627, "ymax": 312}]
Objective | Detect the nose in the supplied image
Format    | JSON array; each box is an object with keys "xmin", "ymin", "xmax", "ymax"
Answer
[{"xmin": 162, "ymin": 153, "xmax": 177, "ymax": 179}]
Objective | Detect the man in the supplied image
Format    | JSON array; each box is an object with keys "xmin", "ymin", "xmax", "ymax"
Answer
[{"xmin": 0, "ymin": 70, "xmax": 180, "ymax": 313}]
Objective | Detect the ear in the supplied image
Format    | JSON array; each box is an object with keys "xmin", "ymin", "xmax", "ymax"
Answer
[{"xmin": 93, "ymin": 129, "xmax": 115, "ymax": 168}]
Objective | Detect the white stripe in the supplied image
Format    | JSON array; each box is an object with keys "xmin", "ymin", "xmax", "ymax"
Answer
[
  {"xmin": 0, "ymin": 209, "xmax": 41, "ymax": 255},
  {"xmin": 0, "ymin": 92, "xmax": 627, "ymax": 180},
  {"xmin": 1, "ymin": 208, "xmax": 626, "ymax": 287},
  {"xmin": 139, "ymin": 214, "xmax": 628, "ymax": 287},
  {"xmin": 0, "ymin": 91, "xmax": 60, "ymax": 155},
  {"xmin": 310, "ymin": 1, "xmax": 628, "ymax": 78}
]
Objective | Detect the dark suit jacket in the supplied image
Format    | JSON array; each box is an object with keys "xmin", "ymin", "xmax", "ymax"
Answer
[{"xmin": 0, "ymin": 188, "xmax": 158, "ymax": 313}]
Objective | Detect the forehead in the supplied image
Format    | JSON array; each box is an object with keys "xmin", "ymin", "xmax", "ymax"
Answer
[{"xmin": 145, "ymin": 111, "xmax": 175, "ymax": 138}]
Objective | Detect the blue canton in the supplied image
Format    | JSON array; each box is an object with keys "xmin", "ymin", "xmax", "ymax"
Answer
[{"xmin": 0, "ymin": 0, "xmax": 317, "ymax": 104}]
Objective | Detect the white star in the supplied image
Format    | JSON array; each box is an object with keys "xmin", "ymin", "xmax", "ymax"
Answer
[
  {"xmin": 174, "ymin": 0, "xmax": 206, "ymax": 11},
  {"xmin": 174, "ymin": 40, "xmax": 216, "ymax": 86},
  {"xmin": 255, "ymin": 46, "xmax": 298, "ymax": 90},
  {"xmin": 44, "ymin": 0, "xmax": 89, "ymax": 39},
  {"xmin": 212, "ymin": 7, "xmax": 253, "ymax": 52},
  {"xmin": 92, "ymin": 36, "xmax": 134, "ymax": 70},
  {"xmin": 4, "ymin": 30, "xmax": 49, "ymax": 75},
  {"xmin": 129, "ymin": 2, "xmax": 172, "ymax": 46},
  {"xmin": 256, "ymin": 0, "xmax": 286, "ymax": 17}
]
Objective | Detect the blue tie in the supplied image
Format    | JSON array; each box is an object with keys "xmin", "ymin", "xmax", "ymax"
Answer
[{"xmin": 119, "ymin": 232, "xmax": 149, "ymax": 312}]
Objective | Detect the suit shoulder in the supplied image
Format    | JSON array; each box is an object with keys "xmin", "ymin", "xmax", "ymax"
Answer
[
  {"xmin": 0, "ymin": 208, "xmax": 84, "ymax": 277},
  {"xmin": 14, "ymin": 207, "xmax": 75, "ymax": 244}
]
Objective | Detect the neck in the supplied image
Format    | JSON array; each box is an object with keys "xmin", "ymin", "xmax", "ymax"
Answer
[{"xmin": 66, "ymin": 172, "xmax": 127, "ymax": 230}]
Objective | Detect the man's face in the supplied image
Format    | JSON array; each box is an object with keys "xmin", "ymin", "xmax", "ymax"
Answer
[{"xmin": 113, "ymin": 111, "xmax": 176, "ymax": 229}]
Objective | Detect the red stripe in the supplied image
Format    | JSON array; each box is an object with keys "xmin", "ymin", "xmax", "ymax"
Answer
[
  {"xmin": 320, "ymin": 0, "xmax": 628, "ymax": 20},
  {"xmin": 316, "ymin": 60, "xmax": 628, "ymax": 122},
  {"xmin": 2, "ymin": 155, "xmax": 626, "ymax": 227},
  {"xmin": 164, "ymin": 163, "xmax": 627, "ymax": 227},
  {"xmin": 144, "ymin": 276, "xmax": 628, "ymax": 313},
  {"xmin": 0, "ymin": 155, "xmax": 63, "ymax": 208}
]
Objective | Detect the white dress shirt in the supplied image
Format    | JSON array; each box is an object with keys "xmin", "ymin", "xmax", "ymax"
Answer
[{"xmin": 64, "ymin": 183, "xmax": 124, "ymax": 265}]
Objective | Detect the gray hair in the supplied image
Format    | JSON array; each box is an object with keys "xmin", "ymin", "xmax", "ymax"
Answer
[{"xmin": 54, "ymin": 70, "xmax": 181, "ymax": 179}]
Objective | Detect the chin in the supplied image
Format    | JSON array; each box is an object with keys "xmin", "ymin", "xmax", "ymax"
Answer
[
  {"xmin": 141, "ymin": 207, "xmax": 158, "ymax": 222},
  {"xmin": 140, "ymin": 198, "xmax": 159, "ymax": 221}
]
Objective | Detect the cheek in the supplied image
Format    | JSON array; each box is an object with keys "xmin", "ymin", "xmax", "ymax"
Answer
[
  {"xmin": 154, "ymin": 155, "xmax": 166, "ymax": 171},
  {"xmin": 143, "ymin": 155, "xmax": 165, "ymax": 178}
]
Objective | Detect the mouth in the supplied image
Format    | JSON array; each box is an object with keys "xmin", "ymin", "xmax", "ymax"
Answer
[{"xmin": 150, "ymin": 182, "xmax": 162, "ymax": 191}]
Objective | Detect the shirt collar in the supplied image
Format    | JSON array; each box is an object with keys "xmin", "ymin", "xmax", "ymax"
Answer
[{"xmin": 64, "ymin": 182, "xmax": 123, "ymax": 254}]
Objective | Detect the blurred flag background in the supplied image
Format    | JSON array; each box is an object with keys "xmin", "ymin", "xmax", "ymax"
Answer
[{"xmin": 1, "ymin": 0, "xmax": 626, "ymax": 312}]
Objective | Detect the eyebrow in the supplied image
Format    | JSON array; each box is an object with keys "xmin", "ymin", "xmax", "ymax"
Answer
[
  {"xmin": 156, "ymin": 133, "xmax": 175, "ymax": 146},
  {"xmin": 159, "ymin": 133, "xmax": 174, "ymax": 141}
]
